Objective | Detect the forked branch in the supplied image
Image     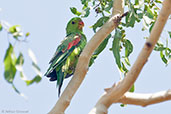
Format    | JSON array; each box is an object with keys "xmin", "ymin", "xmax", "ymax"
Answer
[
  {"xmin": 49, "ymin": 0, "xmax": 124, "ymax": 113},
  {"xmin": 89, "ymin": 0, "xmax": 171, "ymax": 113}
]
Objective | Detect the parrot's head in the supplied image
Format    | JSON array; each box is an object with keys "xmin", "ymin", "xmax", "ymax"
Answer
[{"xmin": 66, "ymin": 17, "xmax": 84, "ymax": 34}]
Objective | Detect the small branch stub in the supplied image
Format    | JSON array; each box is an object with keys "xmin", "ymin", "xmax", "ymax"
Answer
[{"xmin": 113, "ymin": 11, "xmax": 129, "ymax": 27}]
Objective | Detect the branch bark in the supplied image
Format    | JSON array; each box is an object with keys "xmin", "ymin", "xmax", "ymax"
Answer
[
  {"xmin": 118, "ymin": 90, "xmax": 171, "ymax": 107},
  {"xmin": 112, "ymin": 0, "xmax": 124, "ymax": 15},
  {"xmin": 89, "ymin": 0, "xmax": 171, "ymax": 113},
  {"xmin": 48, "ymin": 0, "xmax": 123, "ymax": 113}
]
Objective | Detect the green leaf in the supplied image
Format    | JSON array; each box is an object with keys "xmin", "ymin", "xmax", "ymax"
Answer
[
  {"xmin": 32, "ymin": 62, "xmax": 41, "ymax": 71},
  {"xmin": 12, "ymin": 83, "xmax": 27, "ymax": 99},
  {"xmin": 12, "ymin": 83, "xmax": 21, "ymax": 94},
  {"xmin": 129, "ymin": 84, "xmax": 135, "ymax": 92},
  {"xmin": 168, "ymin": 55, "xmax": 171, "ymax": 64},
  {"xmin": 120, "ymin": 104, "xmax": 127, "ymax": 107},
  {"xmin": 135, "ymin": 0, "xmax": 139, "ymax": 5},
  {"xmin": 19, "ymin": 71, "xmax": 41, "ymax": 86},
  {"xmin": 9, "ymin": 25, "xmax": 23, "ymax": 39},
  {"xmin": 89, "ymin": 55, "xmax": 97, "ymax": 67},
  {"xmin": 154, "ymin": 43, "xmax": 165, "ymax": 51},
  {"xmin": 4, "ymin": 44, "xmax": 17, "ymax": 83},
  {"xmin": 82, "ymin": 7, "xmax": 90, "ymax": 17},
  {"xmin": 89, "ymin": 34, "xmax": 111, "ymax": 67},
  {"xmin": 125, "ymin": 12, "xmax": 136, "ymax": 27},
  {"xmin": 3, "ymin": 45, "xmax": 27, "ymax": 96},
  {"xmin": 16, "ymin": 53, "xmax": 24, "ymax": 66},
  {"xmin": 145, "ymin": 5, "xmax": 154, "ymax": 19},
  {"xmin": 32, "ymin": 62, "xmax": 42, "ymax": 77},
  {"xmin": 70, "ymin": 7, "xmax": 82, "ymax": 16},
  {"xmin": 164, "ymin": 48, "xmax": 170, "ymax": 57},
  {"xmin": 92, "ymin": 16, "xmax": 109, "ymax": 32},
  {"xmin": 0, "ymin": 23, "xmax": 3, "ymax": 31},
  {"xmin": 121, "ymin": 62, "xmax": 129, "ymax": 73},
  {"xmin": 126, "ymin": 1, "xmax": 142, "ymax": 27},
  {"xmin": 104, "ymin": 0, "xmax": 113, "ymax": 12},
  {"xmin": 124, "ymin": 57, "xmax": 131, "ymax": 66},
  {"xmin": 25, "ymin": 75, "xmax": 42, "ymax": 86},
  {"xmin": 15, "ymin": 53, "xmax": 24, "ymax": 73},
  {"xmin": 19, "ymin": 71, "xmax": 26, "ymax": 81},
  {"xmin": 124, "ymin": 39, "xmax": 133, "ymax": 57},
  {"xmin": 94, "ymin": 34, "xmax": 111, "ymax": 55},
  {"xmin": 81, "ymin": 0, "xmax": 87, "ymax": 4},
  {"xmin": 155, "ymin": 0, "xmax": 162, "ymax": 3},
  {"xmin": 168, "ymin": 31, "xmax": 171, "ymax": 38},
  {"xmin": 112, "ymin": 29, "xmax": 122, "ymax": 70},
  {"xmin": 149, "ymin": 22, "xmax": 155, "ymax": 33},
  {"xmin": 9, "ymin": 25, "xmax": 21, "ymax": 33},
  {"xmin": 25, "ymin": 32, "xmax": 30, "ymax": 37},
  {"xmin": 138, "ymin": 13, "xmax": 143, "ymax": 19},
  {"xmin": 160, "ymin": 51, "xmax": 168, "ymax": 64}
]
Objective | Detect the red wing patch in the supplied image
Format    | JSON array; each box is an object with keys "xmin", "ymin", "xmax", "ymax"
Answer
[{"xmin": 67, "ymin": 35, "xmax": 81, "ymax": 50}]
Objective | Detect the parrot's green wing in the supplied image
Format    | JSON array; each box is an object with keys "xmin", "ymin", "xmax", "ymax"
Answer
[
  {"xmin": 45, "ymin": 33, "xmax": 84, "ymax": 76},
  {"xmin": 45, "ymin": 33, "xmax": 86, "ymax": 96}
]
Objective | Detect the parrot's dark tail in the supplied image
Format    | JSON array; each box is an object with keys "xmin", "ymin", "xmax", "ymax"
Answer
[
  {"xmin": 46, "ymin": 70, "xmax": 57, "ymax": 81},
  {"xmin": 57, "ymin": 69, "xmax": 64, "ymax": 97}
]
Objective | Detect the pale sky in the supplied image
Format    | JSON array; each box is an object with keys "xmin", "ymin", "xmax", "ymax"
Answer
[{"xmin": 0, "ymin": 0, "xmax": 171, "ymax": 114}]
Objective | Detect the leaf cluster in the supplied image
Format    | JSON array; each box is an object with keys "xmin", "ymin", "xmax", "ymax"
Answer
[
  {"xmin": 0, "ymin": 20, "xmax": 42, "ymax": 97},
  {"xmin": 69, "ymin": 0, "xmax": 170, "ymax": 96},
  {"xmin": 154, "ymin": 31, "xmax": 171, "ymax": 65}
]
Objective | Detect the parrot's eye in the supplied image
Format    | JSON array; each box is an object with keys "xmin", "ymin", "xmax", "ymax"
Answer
[{"xmin": 72, "ymin": 21, "xmax": 75, "ymax": 24}]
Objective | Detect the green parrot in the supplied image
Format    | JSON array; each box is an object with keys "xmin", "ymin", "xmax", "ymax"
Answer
[{"xmin": 44, "ymin": 17, "xmax": 86, "ymax": 96}]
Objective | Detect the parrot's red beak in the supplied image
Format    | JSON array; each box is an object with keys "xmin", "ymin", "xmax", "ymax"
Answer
[{"xmin": 78, "ymin": 21, "xmax": 84, "ymax": 30}]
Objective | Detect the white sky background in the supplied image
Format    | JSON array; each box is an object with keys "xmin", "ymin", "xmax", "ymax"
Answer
[{"xmin": 0, "ymin": 0, "xmax": 171, "ymax": 114}]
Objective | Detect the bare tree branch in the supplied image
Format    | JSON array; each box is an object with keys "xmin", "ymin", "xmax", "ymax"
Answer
[
  {"xmin": 48, "ymin": 0, "xmax": 123, "ymax": 113},
  {"xmin": 112, "ymin": 0, "xmax": 124, "ymax": 15},
  {"xmin": 118, "ymin": 90, "xmax": 171, "ymax": 107},
  {"xmin": 89, "ymin": 0, "xmax": 171, "ymax": 113}
]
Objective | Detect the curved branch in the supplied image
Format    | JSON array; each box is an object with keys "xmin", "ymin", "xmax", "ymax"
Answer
[
  {"xmin": 89, "ymin": 0, "xmax": 171, "ymax": 113},
  {"xmin": 118, "ymin": 90, "xmax": 171, "ymax": 107},
  {"xmin": 48, "ymin": 0, "xmax": 123, "ymax": 113}
]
